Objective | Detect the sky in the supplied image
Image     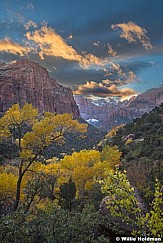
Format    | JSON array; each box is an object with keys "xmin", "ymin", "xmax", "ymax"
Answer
[{"xmin": 0, "ymin": 0, "xmax": 163, "ymax": 100}]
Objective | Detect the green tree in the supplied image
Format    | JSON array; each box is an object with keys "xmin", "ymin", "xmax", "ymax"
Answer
[
  {"xmin": 59, "ymin": 178, "xmax": 76, "ymax": 211},
  {"xmin": 101, "ymin": 169, "xmax": 163, "ymax": 237},
  {"xmin": 0, "ymin": 204, "xmax": 108, "ymax": 243}
]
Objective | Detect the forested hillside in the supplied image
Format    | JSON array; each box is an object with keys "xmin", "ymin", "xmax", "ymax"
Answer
[
  {"xmin": 0, "ymin": 104, "xmax": 162, "ymax": 242},
  {"xmin": 109, "ymin": 104, "xmax": 163, "ymax": 202},
  {"xmin": 0, "ymin": 104, "xmax": 121, "ymax": 242}
]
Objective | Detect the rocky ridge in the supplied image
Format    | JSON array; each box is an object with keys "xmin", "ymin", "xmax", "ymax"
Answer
[
  {"xmin": 0, "ymin": 60, "xmax": 80, "ymax": 118},
  {"xmin": 74, "ymin": 85, "xmax": 163, "ymax": 131}
]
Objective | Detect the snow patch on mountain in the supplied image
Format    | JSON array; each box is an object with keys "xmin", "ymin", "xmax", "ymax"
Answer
[{"xmin": 86, "ymin": 118, "xmax": 99, "ymax": 124}]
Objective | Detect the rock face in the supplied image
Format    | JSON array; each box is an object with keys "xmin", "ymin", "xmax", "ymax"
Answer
[
  {"xmin": 0, "ymin": 60, "xmax": 79, "ymax": 118},
  {"xmin": 74, "ymin": 85, "xmax": 163, "ymax": 131}
]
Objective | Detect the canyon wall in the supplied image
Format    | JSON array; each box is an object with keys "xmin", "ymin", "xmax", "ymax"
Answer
[
  {"xmin": 74, "ymin": 86, "xmax": 163, "ymax": 131},
  {"xmin": 0, "ymin": 60, "xmax": 80, "ymax": 118}
]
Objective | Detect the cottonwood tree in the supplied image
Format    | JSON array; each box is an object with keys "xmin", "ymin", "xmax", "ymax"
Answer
[
  {"xmin": 61, "ymin": 150, "xmax": 101, "ymax": 198},
  {"xmin": 60, "ymin": 147, "xmax": 121, "ymax": 199},
  {"xmin": 0, "ymin": 104, "xmax": 87, "ymax": 211}
]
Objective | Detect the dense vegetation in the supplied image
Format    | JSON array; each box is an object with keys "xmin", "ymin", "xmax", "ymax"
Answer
[
  {"xmin": 108, "ymin": 104, "xmax": 163, "ymax": 203},
  {"xmin": 43, "ymin": 119, "xmax": 106, "ymax": 159},
  {"xmin": 0, "ymin": 104, "xmax": 162, "ymax": 242}
]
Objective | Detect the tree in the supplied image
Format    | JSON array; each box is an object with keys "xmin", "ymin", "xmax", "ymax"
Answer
[
  {"xmin": 0, "ymin": 104, "xmax": 87, "ymax": 211},
  {"xmin": 0, "ymin": 173, "xmax": 17, "ymax": 214},
  {"xmin": 60, "ymin": 146, "xmax": 122, "ymax": 199},
  {"xmin": 100, "ymin": 145, "xmax": 122, "ymax": 168},
  {"xmin": 15, "ymin": 160, "xmax": 61, "ymax": 213},
  {"xmin": 0, "ymin": 203, "xmax": 107, "ymax": 243},
  {"xmin": 61, "ymin": 150, "xmax": 101, "ymax": 198},
  {"xmin": 59, "ymin": 178, "xmax": 76, "ymax": 211},
  {"xmin": 101, "ymin": 169, "xmax": 163, "ymax": 237}
]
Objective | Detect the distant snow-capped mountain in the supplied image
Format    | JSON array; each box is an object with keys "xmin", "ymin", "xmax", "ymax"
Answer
[{"xmin": 74, "ymin": 85, "xmax": 163, "ymax": 131}]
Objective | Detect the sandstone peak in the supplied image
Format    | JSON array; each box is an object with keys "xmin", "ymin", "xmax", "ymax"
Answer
[
  {"xmin": 0, "ymin": 60, "xmax": 80, "ymax": 118},
  {"xmin": 74, "ymin": 86, "xmax": 163, "ymax": 131}
]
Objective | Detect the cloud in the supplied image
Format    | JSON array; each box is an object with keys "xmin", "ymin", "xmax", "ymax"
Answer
[
  {"xmin": 104, "ymin": 62, "xmax": 136, "ymax": 85},
  {"xmin": 0, "ymin": 38, "xmax": 30, "ymax": 56},
  {"xmin": 26, "ymin": 25, "xmax": 105, "ymax": 68},
  {"xmin": 0, "ymin": 23, "xmax": 105, "ymax": 69},
  {"xmin": 79, "ymin": 53, "xmax": 105, "ymax": 68},
  {"xmin": 67, "ymin": 34, "xmax": 74, "ymax": 40},
  {"xmin": 111, "ymin": 21, "xmax": 152, "ymax": 50},
  {"xmin": 21, "ymin": 3, "xmax": 34, "ymax": 11},
  {"xmin": 126, "ymin": 70, "xmax": 136, "ymax": 83},
  {"xmin": 27, "ymin": 3, "xmax": 34, "ymax": 10},
  {"xmin": 74, "ymin": 81, "xmax": 136, "ymax": 99},
  {"xmin": 110, "ymin": 62, "xmax": 122, "ymax": 73},
  {"xmin": 13, "ymin": 13, "xmax": 25, "ymax": 24},
  {"xmin": 93, "ymin": 41, "xmax": 100, "ymax": 47},
  {"xmin": 102, "ymin": 78, "xmax": 121, "ymax": 87},
  {"xmin": 24, "ymin": 20, "xmax": 37, "ymax": 30},
  {"xmin": 101, "ymin": 79, "xmax": 112, "ymax": 85},
  {"xmin": 107, "ymin": 44, "xmax": 117, "ymax": 56}
]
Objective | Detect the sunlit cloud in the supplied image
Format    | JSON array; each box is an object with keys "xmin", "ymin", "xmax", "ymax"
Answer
[
  {"xmin": 24, "ymin": 20, "xmax": 37, "ymax": 30},
  {"xmin": 110, "ymin": 62, "xmax": 121, "ymax": 72},
  {"xmin": 112, "ymin": 21, "xmax": 152, "ymax": 50},
  {"xmin": 80, "ymin": 53, "xmax": 106, "ymax": 68},
  {"xmin": 104, "ymin": 62, "xmax": 136, "ymax": 85},
  {"xmin": 0, "ymin": 38, "xmax": 30, "ymax": 56},
  {"xmin": 126, "ymin": 70, "xmax": 136, "ymax": 83},
  {"xmin": 74, "ymin": 81, "xmax": 136, "ymax": 99},
  {"xmin": 107, "ymin": 44, "xmax": 117, "ymax": 56},
  {"xmin": 101, "ymin": 79, "xmax": 112, "ymax": 85},
  {"xmin": 101, "ymin": 79, "xmax": 123, "ymax": 86},
  {"xmin": 0, "ymin": 22, "xmax": 106, "ymax": 69},
  {"xmin": 26, "ymin": 25, "xmax": 105, "ymax": 68}
]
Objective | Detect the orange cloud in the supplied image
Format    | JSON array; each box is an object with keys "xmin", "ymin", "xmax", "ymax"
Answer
[
  {"xmin": 107, "ymin": 44, "xmax": 117, "ymax": 56},
  {"xmin": 104, "ymin": 62, "xmax": 136, "ymax": 85},
  {"xmin": 112, "ymin": 21, "xmax": 152, "ymax": 50},
  {"xmin": 0, "ymin": 38, "xmax": 30, "ymax": 56},
  {"xmin": 126, "ymin": 70, "xmax": 136, "ymax": 83},
  {"xmin": 74, "ymin": 81, "xmax": 136, "ymax": 99},
  {"xmin": 26, "ymin": 25, "xmax": 104, "ymax": 68}
]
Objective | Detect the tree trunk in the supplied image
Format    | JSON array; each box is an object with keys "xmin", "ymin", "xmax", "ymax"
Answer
[{"xmin": 13, "ymin": 173, "xmax": 23, "ymax": 211}]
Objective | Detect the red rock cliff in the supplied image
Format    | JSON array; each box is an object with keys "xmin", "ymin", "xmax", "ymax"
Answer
[
  {"xmin": 0, "ymin": 60, "xmax": 80, "ymax": 118},
  {"xmin": 74, "ymin": 85, "xmax": 163, "ymax": 131}
]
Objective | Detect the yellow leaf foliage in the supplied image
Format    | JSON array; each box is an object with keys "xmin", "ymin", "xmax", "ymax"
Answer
[
  {"xmin": 20, "ymin": 112, "xmax": 87, "ymax": 160},
  {"xmin": 100, "ymin": 145, "xmax": 122, "ymax": 167},
  {"xmin": 60, "ymin": 147, "xmax": 122, "ymax": 198},
  {"xmin": 1, "ymin": 104, "xmax": 38, "ymax": 126},
  {"xmin": 30, "ymin": 162, "xmax": 60, "ymax": 176},
  {"xmin": 0, "ymin": 120, "xmax": 11, "ymax": 139},
  {"xmin": 0, "ymin": 172, "xmax": 17, "ymax": 201},
  {"xmin": 0, "ymin": 104, "xmax": 88, "ymax": 212},
  {"xmin": 61, "ymin": 150, "xmax": 100, "ymax": 196}
]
